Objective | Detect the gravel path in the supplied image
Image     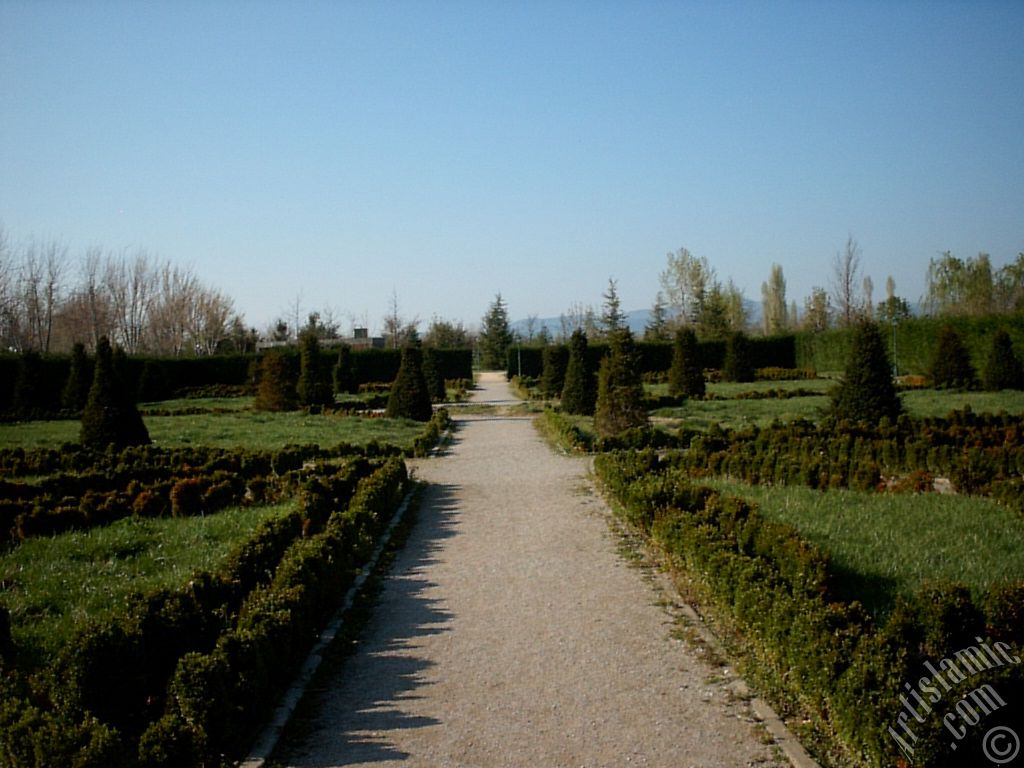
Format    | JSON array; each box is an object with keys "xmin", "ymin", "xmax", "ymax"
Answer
[{"xmin": 275, "ymin": 373, "xmax": 786, "ymax": 767}]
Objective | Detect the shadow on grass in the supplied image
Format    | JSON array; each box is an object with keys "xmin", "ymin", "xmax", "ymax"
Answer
[
  {"xmin": 276, "ymin": 482, "xmax": 462, "ymax": 767},
  {"xmin": 826, "ymin": 561, "xmax": 903, "ymax": 620}
]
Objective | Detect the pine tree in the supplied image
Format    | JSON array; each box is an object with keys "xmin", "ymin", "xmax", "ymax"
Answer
[
  {"xmin": 595, "ymin": 329, "xmax": 649, "ymax": 438},
  {"xmin": 600, "ymin": 278, "xmax": 624, "ymax": 336},
  {"xmin": 644, "ymin": 292, "xmax": 671, "ymax": 341},
  {"xmin": 422, "ymin": 347, "xmax": 447, "ymax": 403},
  {"xmin": 668, "ymin": 327, "xmax": 705, "ymax": 399},
  {"xmin": 333, "ymin": 343, "xmax": 357, "ymax": 395},
  {"xmin": 296, "ymin": 332, "xmax": 334, "ymax": 408},
  {"xmin": 479, "ymin": 293, "xmax": 513, "ymax": 370},
  {"xmin": 253, "ymin": 349, "xmax": 298, "ymax": 412},
  {"xmin": 982, "ymin": 329, "xmax": 1023, "ymax": 391},
  {"xmin": 560, "ymin": 329, "xmax": 596, "ymax": 415},
  {"xmin": 829, "ymin": 321, "xmax": 902, "ymax": 424},
  {"xmin": 540, "ymin": 344, "xmax": 570, "ymax": 399},
  {"xmin": 723, "ymin": 330, "xmax": 755, "ymax": 383},
  {"xmin": 80, "ymin": 337, "xmax": 151, "ymax": 448},
  {"xmin": 61, "ymin": 342, "xmax": 92, "ymax": 412},
  {"xmin": 930, "ymin": 325, "xmax": 977, "ymax": 390},
  {"xmin": 386, "ymin": 344, "xmax": 433, "ymax": 421}
]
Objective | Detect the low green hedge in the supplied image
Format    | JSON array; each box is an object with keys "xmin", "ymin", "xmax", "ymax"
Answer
[
  {"xmin": 0, "ymin": 458, "xmax": 409, "ymax": 767},
  {"xmin": 594, "ymin": 450, "xmax": 1024, "ymax": 767}
]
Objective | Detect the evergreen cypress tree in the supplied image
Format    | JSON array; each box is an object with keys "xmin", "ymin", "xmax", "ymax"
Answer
[
  {"xmin": 723, "ymin": 330, "xmax": 755, "ymax": 383},
  {"xmin": 422, "ymin": 347, "xmax": 447, "ymax": 403},
  {"xmin": 80, "ymin": 337, "xmax": 151, "ymax": 448},
  {"xmin": 982, "ymin": 329, "xmax": 1024, "ymax": 391},
  {"xmin": 560, "ymin": 329, "xmax": 596, "ymax": 415},
  {"xmin": 386, "ymin": 344, "xmax": 433, "ymax": 421},
  {"xmin": 62, "ymin": 342, "xmax": 93, "ymax": 412},
  {"xmin": 332, "ymin": 343, "xmax": 357, "ymax": 395},
  {"xmin": 296, "ymin": 332, "xmax": 334, "ymax": 408},
  {"xmin": 253, "ymin": 349, "xmax": 298, "ymax": 412},
  {"xmin": 595, "ymin": 329, "xmax": 649, "ymax": 438},
  {"xmin": 829, "ymin": 321, "xmax": 902, "ymax": 424},
  {"xmin": 668, "ymin": 327, "xmax": 705, "ymax": 399},
  {"xmin": 539, "ymin": 344, "xmax": 570, "ymax": 399},
  {"xmin": 930, "ymin": 325, "xmax": 977, "ymax": 390}
]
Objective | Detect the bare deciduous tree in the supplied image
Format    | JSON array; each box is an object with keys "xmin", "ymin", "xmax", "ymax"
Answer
[{"xmin": 831, "ymin": 235, "xmax": 863, "ymax": 327}]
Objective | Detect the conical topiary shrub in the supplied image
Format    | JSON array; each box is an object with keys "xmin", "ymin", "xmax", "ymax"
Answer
[
  {"xmin": 386, "ymin": 344, "xmax": 433, "ymax": 421},
  {"xmin": 983, "ymin": 329, "xmax": 1023, "ymax": 391},
  {"xmin": 829, "ymin": 321, "xmax": 902, "ymax": 424},
  {"xmin": 253, "ymin": 349, "xmax": 298, "ymax": 412},
  {"xmin": 594, "ymin": 329, "xmax": 649, "ymax": 438},
  {"xmin": 62, "ymin": 342, "xmax": 93, "ymax": 412},
  {"xmin": 80, "ymin": 337, "xmax": 151, "ymax": 449},
  {"xmin": 930, "ymin": 325, "xmax": 977, "ymax": 390},
  {"xmin": 296, "ymin": 332, "xmax": 334, "ymax": 408},
  {"xmin": 668, "ymin": 327, "xmax": 705, "ymax": 399},
  {"xmin": 560, "ymin": 329, "xmax": 596, "ymax": 415}
]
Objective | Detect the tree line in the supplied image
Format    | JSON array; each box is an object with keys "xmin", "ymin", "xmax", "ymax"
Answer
[{"xmin": 0, "ymin": 228, "xmax": 248, "ymax": 355}]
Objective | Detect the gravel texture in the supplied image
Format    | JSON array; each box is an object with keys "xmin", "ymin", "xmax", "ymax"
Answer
[{"xmin": 275, "ymin": 373, "xmax": 786, "ymax": 767}]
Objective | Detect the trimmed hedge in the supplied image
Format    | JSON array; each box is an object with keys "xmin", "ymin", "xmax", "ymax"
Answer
[
  {"xmin": 0, "ymin": 347, "xmax": 474, "ymax": 416},
  {"xmin": 506, "ymin": 335, "xmax": 798, "ymax": 382},
  {"xmin": 676, "ymin": 410, "xmax": 1024, "ymax": 508},
  {"xmin": 0, "ymin": 457, "xmax": 410, "ymax": 767},
  {"xmin": 796, "ymin": 314, "xmax": 1024, "ymax": 376},
  {"xmin": 594, "ymin": 450, "xmax": 1024, "ymax": 767}
]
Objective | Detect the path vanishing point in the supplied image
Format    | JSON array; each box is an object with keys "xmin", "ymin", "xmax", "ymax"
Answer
[{"xmin": 273, "ymin": 372, "xmax": 790, "ymax": 768}]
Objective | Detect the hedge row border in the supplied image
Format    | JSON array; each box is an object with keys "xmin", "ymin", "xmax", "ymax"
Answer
[{"xmin": 241, "ymin": 483, "xmax": 418, "ymax": 768}]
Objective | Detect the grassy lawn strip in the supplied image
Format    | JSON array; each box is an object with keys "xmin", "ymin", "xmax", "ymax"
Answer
[
  {"xmin": 0, "ymin": 501, "xmax": 293, "ymax": 660},
  {"xmin": 649, "ymin": 382, "xmax": 1024, "ymax": 431},
  {"xmin": 0, "ymin": 404, "xmax": 427, "ymax": 451},
  {"xmin": 704, "ymin": 478, "xmax": 1024, "ymax": 617}
]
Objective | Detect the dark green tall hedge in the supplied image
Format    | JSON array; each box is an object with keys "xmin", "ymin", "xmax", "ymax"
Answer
[
  {"xmin": 62, "ymin": 343, "xmax": 93, "ymax": 413},
  {"xmin": 540, "ymin": 345, "xmax": 570, "ymax": 398},
  {"xmin": 723, "ymin": 331, "xmax": 755, "ymax": 383},
  {"xmin": 668, "ymin": 327, "xmax": 705, "ymax": 398}
]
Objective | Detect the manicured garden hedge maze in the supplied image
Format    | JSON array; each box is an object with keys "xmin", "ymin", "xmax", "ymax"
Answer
[
  {"xmin": 594, "ymin": 449, "xmax": 1024, "ymax": 767},
  {"xmin": 0, "ymin": 407, "xmax": 450, "ymax": 767}
]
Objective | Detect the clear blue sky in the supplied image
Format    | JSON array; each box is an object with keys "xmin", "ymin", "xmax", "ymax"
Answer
[{"xmin": 2, "ymin": 0, "xmax": 1022, "ymax": 333}]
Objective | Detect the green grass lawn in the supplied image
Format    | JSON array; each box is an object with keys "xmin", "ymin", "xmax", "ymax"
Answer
[
  {"xmin": 0, "ymin": 401, "xmax": 427, "ymax": 451},
  {"xmin": 0, "ymin": 501, "xmax": 294, "ymax": 662},
  {"xmin": 705, "ymin": 478, "xmax": 1024, "ymax": 617},
  {"xmin": 648, "ymin": 379, "xmax": 1024, "ymax": 431}
]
